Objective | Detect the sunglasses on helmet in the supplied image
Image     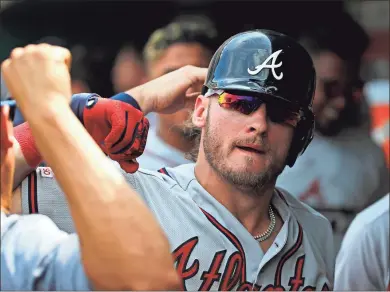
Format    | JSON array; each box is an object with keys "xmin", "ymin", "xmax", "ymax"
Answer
[{"xmin": 204, "ymin": 89, "xmax": 303, "ymax": 127}]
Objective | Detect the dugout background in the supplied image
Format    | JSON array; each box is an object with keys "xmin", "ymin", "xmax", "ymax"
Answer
[{"xmin": 0, "ymin": 0, "xmax": 388, "ymax": 96}]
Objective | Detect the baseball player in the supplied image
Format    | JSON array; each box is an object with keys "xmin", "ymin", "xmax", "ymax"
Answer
[
  {"xmin": 335, "ymin": 193, "xmax": 389, "ymax": 290},
  {"xmin": 334, "ymin": 78, "xmax": 390, "ymax": 291},
  {"xmin": 111, "ymin": 44, "xmax": 147, "ymax": 94},
  {"xmin": 138, "ymin": 15, "xmax": 218, "ymax": 170},
  {"xmin": 365, "ymin": 79, "xmax": 390, "ymax": 168},
  {"xmin": 276, "ymin": 21, "xmax": 389, "ymax": 252},
  {"xmin": 10, "ymin": 31, "xmax": 335, "ymax": 290},
  {"xmin": 1, "ymin": 44, "xmax": 181, "ymax": 290}
]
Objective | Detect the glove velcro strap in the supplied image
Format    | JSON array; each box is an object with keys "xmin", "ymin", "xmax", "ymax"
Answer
[{"xmin": 70, "ymin": 93, "xmax": 100, "ymax": 124}]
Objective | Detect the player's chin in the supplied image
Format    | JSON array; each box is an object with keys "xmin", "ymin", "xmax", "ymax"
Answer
[
  {"xmin": 229, "ymin": 155, "xmax": 270, "ymax": 174},
  {"xmin": 232, "ymin": 149, "xmax": 269, "ymax": 165}
]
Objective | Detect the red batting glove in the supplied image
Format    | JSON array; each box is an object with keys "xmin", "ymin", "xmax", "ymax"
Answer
[{"xmin": 83, "ymin": 96, "xmax": 149, "ymax": 173}]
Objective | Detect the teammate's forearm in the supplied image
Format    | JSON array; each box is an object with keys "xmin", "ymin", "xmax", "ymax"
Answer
[
  {"xmin": 125, "ymin": 87, "xmax": 153, "ymax": 115},
  {"xmin": 21, "ymin": 101, "xmax": 180, "ymax": 290}
]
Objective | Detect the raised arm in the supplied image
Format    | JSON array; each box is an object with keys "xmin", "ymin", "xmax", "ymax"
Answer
[{"xmin": 2, "ymin": 44, "xmax": 181, "ymax": 290}]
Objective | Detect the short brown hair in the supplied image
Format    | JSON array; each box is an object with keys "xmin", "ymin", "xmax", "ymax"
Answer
[{"xmin": 143, "ymin": 15, "xmax": 218, "ymax": 64}]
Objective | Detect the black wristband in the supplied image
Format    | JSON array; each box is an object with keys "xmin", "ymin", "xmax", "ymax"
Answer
[{"xmin": 111, "ymin": 92, "xmax": 142, "ymax": 111}]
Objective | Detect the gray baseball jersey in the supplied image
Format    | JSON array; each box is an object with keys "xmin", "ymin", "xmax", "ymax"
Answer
[
  {"xmin": 1, "ymin": 211, "xmax": 91, "ymax": 290},
  {"xmin": 335, "ymin": 193, "xmax": 389, "ymax": 291},
  {"xmin": 20, "ymin": 163, "xmax": 335, "ymax": 290}
]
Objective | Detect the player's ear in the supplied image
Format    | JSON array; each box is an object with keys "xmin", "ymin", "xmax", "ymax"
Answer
[{"xmin": 192, "ymin": 95, "xmax": 208, "ymax": 128}]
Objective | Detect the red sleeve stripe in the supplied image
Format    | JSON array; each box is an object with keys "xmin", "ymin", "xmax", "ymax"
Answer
[
  {"xmin": 200, "ymin": 208, "xmax": 247, "ymax": 284},
  {"xmin": 275, "ymin": 189, "xmax": 288, "ymax": 206},
  {"xmin": 157, "ymin": 167, "xmax": 172, "ymax": 178},
  {"xmin": 28, "ymin": 171, "xmax": 38, "ymax": 214},
  {"xmin": 274, "ymin": 223, "xmax": 303, "ymax": 286}
]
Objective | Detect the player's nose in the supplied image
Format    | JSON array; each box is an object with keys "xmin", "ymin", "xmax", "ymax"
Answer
[{"xmin": 245, "ymin": 103, "xmax": 269, "ymax": 135}]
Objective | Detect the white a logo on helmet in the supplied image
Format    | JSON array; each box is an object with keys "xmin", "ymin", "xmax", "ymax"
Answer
[{"xmin": 247, "ymin": 49, "xmax": 283, "ymax": 80}]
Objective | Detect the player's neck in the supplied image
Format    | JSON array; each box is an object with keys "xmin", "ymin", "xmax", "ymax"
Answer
[
  {"xmin": 194, "ymin": 156, "xmax": 275, "ymax": 235},
  {"xmin": 156, "ymin": 119, "xmax": 194, "ymax": 153}
]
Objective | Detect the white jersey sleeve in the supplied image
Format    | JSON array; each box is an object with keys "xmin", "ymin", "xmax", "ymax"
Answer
[
  {"xmin": 1, "ymin": 211, "xmax": 90, "ymax": 290},
  {"xmin": 334, "ymin": 194, "xmax": 389, "ymax": 291}
]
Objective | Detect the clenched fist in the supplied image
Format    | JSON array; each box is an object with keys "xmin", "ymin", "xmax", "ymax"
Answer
[
  {"xmin": 82, "ymin": 95, "xmax": 150, "ymax": 173},
  {"xmin": 1, "ymin": 44, "xmax": 72, "ymax": 114}
]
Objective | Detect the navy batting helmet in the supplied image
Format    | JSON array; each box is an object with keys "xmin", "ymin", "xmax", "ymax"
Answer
[{"xmin": 202, "ymin": 29, "xmax": 316, "ymax": 167}]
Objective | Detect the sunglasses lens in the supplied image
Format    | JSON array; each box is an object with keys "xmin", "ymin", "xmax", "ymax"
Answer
[
  {"xmin": 267, "ymin": 105, "xmax": 301, "ymax": 127},
  {"xmin": 217, "ymin": 91, "xmax": 302, "ymax": 127},
  {"xmin": 218, "ymin": 93, "xmax": 261, "ymax": 115}
]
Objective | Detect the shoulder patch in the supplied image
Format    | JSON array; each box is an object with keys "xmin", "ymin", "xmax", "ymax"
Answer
[{"xmin": 38, "ymin": 167, "xmax": 54, "ymax": 178}]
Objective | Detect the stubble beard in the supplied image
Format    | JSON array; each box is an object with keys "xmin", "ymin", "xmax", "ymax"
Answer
[{"xmin": 202, "ymin": 115, "xmax": 285, "ymax": 195}]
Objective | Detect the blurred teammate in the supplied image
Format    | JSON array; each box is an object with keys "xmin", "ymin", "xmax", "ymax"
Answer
[
  {"xmin": 10, "ymin": 30, "xmax": 335, "ymax": 290},
  {"xmin": 335, "ymin": 193, "xmax": 389, "ymax": 290},
  {"xmin": 365, "ymin": 79, "xmax": 390, "ymax": 168},
  {"xmin": 139, "ymin": 15, "xmax": 218, "ymax": 169},
  {"xmin": 1, "ymin": 44, "xmax": 181, "ymax": 290},
  {"xmin": 69, "ymin": 44, "xmax": 92, "ymax": 94},
  {"xmin": 335, "ymin": 78, "xmax": 390, "ymax": 291},
  {"xmin": 111, "ymin": 44, "xmax": 147, "ymax": 93},
  {"xmin": 276, "ymin": 15, "xmax": 389, "ymax": 252}
]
